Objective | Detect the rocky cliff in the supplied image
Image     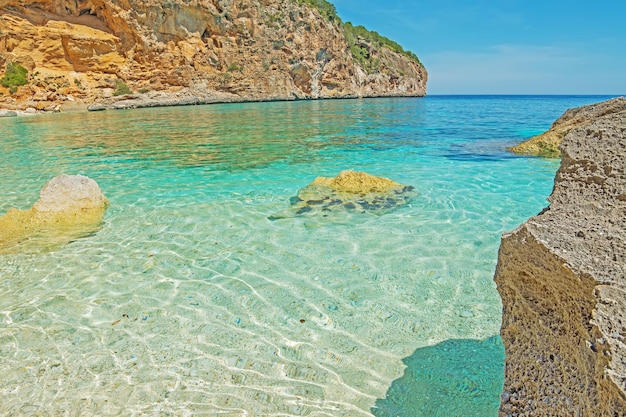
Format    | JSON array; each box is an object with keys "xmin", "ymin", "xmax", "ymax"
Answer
[
  {"xmin": 0, "ymin": 0, "xmax": 427, "ymax": 111},
  {"xmin": 495, "ymin": 110, "xmax": 626, "ymax": 415}
]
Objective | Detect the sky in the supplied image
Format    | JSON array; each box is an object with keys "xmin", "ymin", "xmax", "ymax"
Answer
[{"xmin": 331, "ymin": 0, "xmax": 626, "ymax": 95}]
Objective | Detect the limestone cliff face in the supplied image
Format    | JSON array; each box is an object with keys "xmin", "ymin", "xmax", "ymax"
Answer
[
  {"xmin": 0, "ymin": 0, "xmax": 427, "ymax": 111},
  {"xmin": 495, "ymin": 111, "xmax": 626, "ymax": 415}
]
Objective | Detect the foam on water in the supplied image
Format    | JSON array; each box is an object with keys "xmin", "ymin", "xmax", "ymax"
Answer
[{"xmin": 0, "ymin": 96, "xmax": 614, "ymax": 416}]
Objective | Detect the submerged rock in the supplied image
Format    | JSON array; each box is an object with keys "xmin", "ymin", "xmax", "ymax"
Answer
[
  {"xmin": 269, "ymin": 170, "xmax": 416, "ymax": 220},
  {"xmin": 509, "ymin": 96, "xmax": 626, "ymax": 157},
  {"xmin": 0, "ymin": 174, "xmax": 109, "ymax": 253},
  {"xmin": 0, "ymin": 110, "xmax": 18, "ymax": 117},
  {"xmin": 495, "ymin": 111, "xmax": 626, "ymax": 415}
]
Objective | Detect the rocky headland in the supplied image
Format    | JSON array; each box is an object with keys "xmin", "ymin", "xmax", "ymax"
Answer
[
  {"xmin": 0, "ymin": 0, "xmax": 427, "ymax": 112},
  {"xmin": 509, "ymin": 96, "xmax": 626, "ymax": 157},
  {"xmin": 495, "ymin": 108, "xmax": 626, "ymax": 415}
]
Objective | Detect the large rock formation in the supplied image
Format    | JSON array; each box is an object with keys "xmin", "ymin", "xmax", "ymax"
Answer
[
  {"xmin": 269, "ymin": 170, "xmax": 416, "ymax": 219},
  {"xmin": 509, "ymin": 96, "xmax": 626, "ymax": 157},
  {"xmin": 495, "ymin": 112, "xmax": 626, "ymax": 415},
  {"xmin": 0, "ymin": 174, "xmax": 109, "ymax": 253},
  {"xmin": 0, "ymin": 0, "xmax": 427, "ymax": 111}
]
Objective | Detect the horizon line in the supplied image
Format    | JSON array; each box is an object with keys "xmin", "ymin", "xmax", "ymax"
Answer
[{"xmin": 425, "ymin": 93, "xmax": 625, "ymax": 97}]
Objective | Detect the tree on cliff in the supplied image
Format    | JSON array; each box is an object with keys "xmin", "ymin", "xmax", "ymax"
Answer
[{"xmin": 1, "ymin": 62, "xmax": 28, "ymax": 94}]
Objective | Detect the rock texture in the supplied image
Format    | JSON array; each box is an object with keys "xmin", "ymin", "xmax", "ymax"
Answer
[
  {"xmin": 0, "ymin": 0, "xmax": 427, "ymax": 111},
  {"xmin": 509, "ymin": 96, "xmax": 626, "ymax": 157},
  {"xmin": 269, "ymin": 170, "xmax": 416, "ymax": 219},
  {"xmin": 0, "ymin": 174, "xmax": 109, "ymax": 253},
  {"xmin": 495, "ymin": 112, "xmax": 626, "ymax": 415}
]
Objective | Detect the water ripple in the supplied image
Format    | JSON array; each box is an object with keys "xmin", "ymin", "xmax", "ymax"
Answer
[{"xmin": 0, "ymin": 96, "xmax": 599, "ymax": 415}]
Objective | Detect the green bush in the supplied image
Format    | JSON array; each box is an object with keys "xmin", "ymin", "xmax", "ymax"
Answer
[
  {"xmin": 341, "ymin": 22, "xmax": 422, "ymax": 73},
  {"xmin": 227, "ymin": 62, "xmax": 242, "ymax": 72},
  {"xmin": 1, "ymin": 62, "xmax": 28, "ymax": 91},
  {"xmin": 113, "ymin": 79, "xmax": 131, "ymax": 96},
  {"xmin": 293, "ymin": 0, "xmax": 340, "ymax": 22},
  {"xmin": 288, "ymin": 0, "xmax": 422, "ymax": 73}
]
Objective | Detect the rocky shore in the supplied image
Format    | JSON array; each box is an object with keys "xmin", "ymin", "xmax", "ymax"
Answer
[
  {"xmin": 509, "ymin": 96, "xmax": 626, "ymax": 157},
  {"xmin": 85, "ymin": 82, "xmax": 354, "ymax": 112},
  {"xmin": 0, "ymin": 109, "xmax": 17, "ymax": 117},
  {"xmin": 495, "ymin": 107, "xmax": 626, "ymax": 415}
]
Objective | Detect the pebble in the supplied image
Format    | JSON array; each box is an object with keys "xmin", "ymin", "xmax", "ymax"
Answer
[
  {"xmin": 459, "ymin": 309, "xmax": 474, "ymax": 318},
  {"xmin": 0, "ymin": 110, "xmax": 17, "ymax": 117}
]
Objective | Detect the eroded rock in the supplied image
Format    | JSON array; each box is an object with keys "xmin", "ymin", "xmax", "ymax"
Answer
[
  {"xmin": 509, "ymin": 96, "xmax": 626, "ymax": 157},
  {"xmin": 0, "ymin": 174, "xmax": 109, "ymax": 253},
  {"xmin": 269, "ymin": 170, "xmax": 416, "ymax": 220},
  {"xmin": 495, "ymin": 111, "xmax": 626, "ymax": 415}
]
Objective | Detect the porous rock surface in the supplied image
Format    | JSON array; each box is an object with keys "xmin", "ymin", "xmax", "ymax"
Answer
[
  {"xmin": 509, "ymin": 96, "xmax": 626, "ymax": 157},
  {"xmin": 495, "ymin": 112, "xmax": 626, "ymax": 415},
  {"xmin": 0, "ymin": 0, "xmax": 427, "ymax": 111},
  {"xmin": 269, "ymin": 170, "xmax": 416, "ymax": 219},
  {"xmin": 0, "ymin": 174, "xmax": 109, "ymax": 253}
]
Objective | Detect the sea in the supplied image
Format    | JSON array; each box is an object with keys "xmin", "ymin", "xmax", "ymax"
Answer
[{"xmin": 0, "ymin": 95, "xmax": 619, "ymax": 416}]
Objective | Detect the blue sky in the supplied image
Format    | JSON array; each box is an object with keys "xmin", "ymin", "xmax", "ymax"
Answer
[{"xmin": 332, "ymin": 0, "xmax": 626, "ymax": 95}]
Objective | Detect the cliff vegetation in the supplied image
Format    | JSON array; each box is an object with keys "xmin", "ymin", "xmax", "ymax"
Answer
[
  {"xmin": 292, "ymin": 0, "xmax": 422, "ymax": 72},
  {"xmin": 0, "ymin": 62, "xmax": 28, "ymax": 94}
]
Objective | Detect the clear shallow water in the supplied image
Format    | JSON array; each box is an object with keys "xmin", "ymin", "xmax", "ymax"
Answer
[{"xmin": 0, "ymin": 95, "xmax": 615, "ymax": 416}]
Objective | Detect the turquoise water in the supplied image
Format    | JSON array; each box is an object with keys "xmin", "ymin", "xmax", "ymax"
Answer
[{"xmin": 0, "ymin": 95, "xmax": 614, "ymax": 416}]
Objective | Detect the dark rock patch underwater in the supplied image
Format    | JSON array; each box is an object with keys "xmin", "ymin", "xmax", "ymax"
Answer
[{"xmin": 269, "ymin": 170, "xmax": 417, "ymax": 220}]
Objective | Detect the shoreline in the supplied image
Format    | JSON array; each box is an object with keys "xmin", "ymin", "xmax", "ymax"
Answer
[
  {"xmin": 4, "ymin": 93, "xmax": 621, "ymax": 117},
  {"xmin": 0, "ymin": 89, "xmax": 428, "ymax": 116},
  {"xmin": 85, "ymin": 88, "xmax": 427, "ymax": 112}
]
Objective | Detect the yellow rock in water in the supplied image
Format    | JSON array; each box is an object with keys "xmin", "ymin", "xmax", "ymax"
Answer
[
  {"xmin": 311, "ymin": 170, "xmax": 404, "ymax": 194},
  {"xmin": 0, "ymin": 174, "xmax": 109, "ymax": 253},
  {"xmin": 269, "ymin": 170, "xmax": 415, "ymax": 220}
]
